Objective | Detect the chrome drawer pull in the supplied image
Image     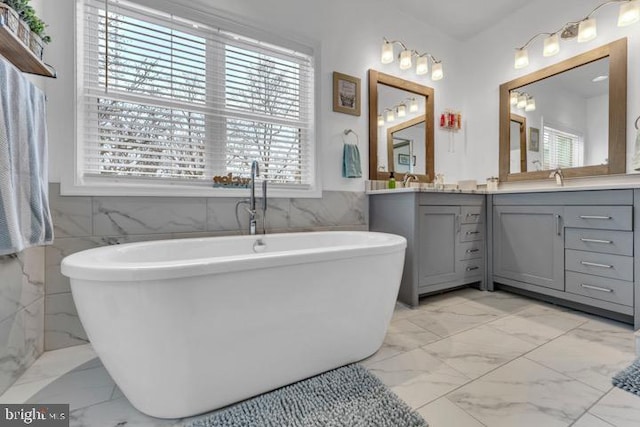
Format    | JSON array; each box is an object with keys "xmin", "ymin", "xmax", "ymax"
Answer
[
  {"xmin": 580, "ymin": 284, "xmax": 613, "ymax": 293},
  {"xmin": 466, "ymin": 249, "xmax": 480, "ymax": 253},
  {"xmin": 580, "ymin": 238, "xmax": 613, "ymax": 244},
  {"xmin": 580, "ymin": 261, "xmax": 613, "ymax": 269},
  {"xmin": 466, "ymin": 266, "xmax": 480, "ymax": 271},
  {"xmin": 466, "ymin": 213, "xmax": 481, "ymax": 217},
  {"xmin": 466, "ymin": 231, "xmax": 481, "ymax": 235},
  {"xmin": 579, "ymin": 215, "xmax": 612, "ymax": 220}
]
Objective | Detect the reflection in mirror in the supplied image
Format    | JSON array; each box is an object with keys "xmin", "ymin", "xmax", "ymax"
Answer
[
  {"xmin": 509, "ymin": 58, "xmax": 609, "ymax": 175},
  {"xmin": 510, "ymin": 114, "xmax": 526, "ymax": 174},
  {"xmin": 499, "ymin": 38, "xmax": 627, "ymax": 182},
  {"xmin": 368, "ymin": 70, "xmax": 434, "ymax": 182},
  {"xmin": 386, "ymin": 116, "xmax": 426, "ymax": 174}
]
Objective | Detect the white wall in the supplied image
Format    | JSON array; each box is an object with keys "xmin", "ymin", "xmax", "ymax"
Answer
[
  {"xmin": 41, "ymin": 0, "xmax": 462, "ymax": 192},
  {"xmin": 40, "ymin": 0, "xmax": 640, "ymax": 189},
  {"xmin": 463, "ymin": 0, "xmax": 640, "ymax": 181}
]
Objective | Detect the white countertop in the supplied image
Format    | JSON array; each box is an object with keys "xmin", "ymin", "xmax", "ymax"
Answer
[{"xmin": 366, "ymin": 174, "xmax": 640, "ymax": 195}]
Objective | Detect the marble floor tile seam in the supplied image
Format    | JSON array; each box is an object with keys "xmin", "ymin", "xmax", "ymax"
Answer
[
  {"xmin": 569, "ymin": 388, "xmax": 620, "ymax": 427},
  {"xmin": 415, "ymin": 319, "xmax": 614, "ymax": 419},
  {"xmin": 523, "ymin": 355, "xmax": 617, "ymax": 397},
  {"xmin": 423, "ymin": 396, "xmax": 490, "ymax": 427}
]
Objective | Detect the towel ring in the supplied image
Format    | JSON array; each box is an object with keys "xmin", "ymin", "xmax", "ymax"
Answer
[
  {"xmin": 635, "ymin": 115, "xmax": 640, "ymax": 130},
  {"xmin": 342, "ymin": 129, "xmax": 359, "ymax": 146}
]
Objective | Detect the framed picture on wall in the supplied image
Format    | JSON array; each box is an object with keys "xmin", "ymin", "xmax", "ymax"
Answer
[
  {"xmin": 333, "ymin": 72, "xmax": 361, "ymax": 116},
  {"xmin": 529, "ymin": 127, "xmax": 540, "ymax": 152},
  {"xmin": 398, "ymin": 154, "xmax": 410, "ymax": 165}
]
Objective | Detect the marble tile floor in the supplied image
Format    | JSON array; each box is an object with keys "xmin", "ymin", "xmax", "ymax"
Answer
[{"xmin": 2, "ymin": 288, "xmax": 640, "ymax": 426}]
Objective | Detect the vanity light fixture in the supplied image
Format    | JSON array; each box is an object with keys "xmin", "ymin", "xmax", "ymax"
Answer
[
  {"xmin": 592, "ymin": 74, "xmax": 609, "ymax": 82},
  {"xmin": 510, "ymin": 91, "xmax": 519, "ymax": 105},
  {"xmin": 397, "ymin": 102, "xmax": 407, "ymax": 118},
  {"xmin": 377, "ymin": 114, "xmax": 385, "ymax": 127},
  {"xmin": 381, "ymin": 37, "xmax": 444, "ymax": 80},
  {"xmin": 409, "ymin": 97, "xmax": 419, "ymax": 113},
  {"xmin": 525, "ymin": 96, "xmax": 536, "ymax": 112},
  {"xmin": 513, "ymin": 0, "xmax": 639, "ymax": 69},
  {"xmin": 516, "ymin": 93, "xmax": 528, "ymax": 109},
  {"xmin": 385, "ymin": 108, "xmax": 395, "ymax": 122}
]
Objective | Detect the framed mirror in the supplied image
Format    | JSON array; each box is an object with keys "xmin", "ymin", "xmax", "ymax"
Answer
[
  {"xmin": 499, "ymin": 38, "xmax": 627, "ymax": 182},
  {"xmin": 368, "ymin": 70, "xmax": 434, "ymax": 182}
]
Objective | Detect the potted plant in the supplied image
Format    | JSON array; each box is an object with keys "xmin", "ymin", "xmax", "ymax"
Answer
[{"xmin": 0, "ymin": 0, "xmax": 51, "ymax": 59}]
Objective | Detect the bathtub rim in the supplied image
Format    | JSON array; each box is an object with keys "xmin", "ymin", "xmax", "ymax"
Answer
[{"xmin": 61, "ymin": 231, "xmax": 407, "ymax": 282}]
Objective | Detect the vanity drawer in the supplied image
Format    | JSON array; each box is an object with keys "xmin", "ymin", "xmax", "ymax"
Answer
[
  {"xmin": 461, "ymin": 206, "xmax": 483, "ymax": 224},
  {"xmin": 566, "ymin": 271, "xmax": 632, "ymax": 307},
  {"xmin": 459, "ymin": 258, "xmax": 484, "ymax": 279},
  {"xmin": 565, "ymin": 228, "xmax": 633, "ymax": 256},
  {"xmin": 565, "ymin": 249, "xmax": 633, "ymax": 281},
  {"xmin": 460, "ymin": 223, "xmax": 484, "ymax": 242},
  {"xmin": 563, "ymin": 206, "xmax": 632, "ymax": 231},
  {"xmin": 459, "ymin": 241, "xmax": 483, "ymax": 260}
]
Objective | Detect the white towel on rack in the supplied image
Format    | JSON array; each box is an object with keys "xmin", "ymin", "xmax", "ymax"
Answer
[{"xmin": 0, "ymin": 59, "xmax": 53, "ymax": 255}]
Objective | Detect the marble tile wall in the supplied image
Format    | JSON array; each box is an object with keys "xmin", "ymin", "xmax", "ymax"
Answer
[
  {"xmin": 0, "ymin": 247, "xmax": 45, "ymax": 395},
  {"xmin": 45, "ymin": 183, "xmax": 368, "ymax": 351}
]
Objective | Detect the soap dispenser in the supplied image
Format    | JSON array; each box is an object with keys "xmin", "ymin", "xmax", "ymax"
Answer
[{"xmin": 388, "ymin": 172, "xmax": 396, "ymax": 189}]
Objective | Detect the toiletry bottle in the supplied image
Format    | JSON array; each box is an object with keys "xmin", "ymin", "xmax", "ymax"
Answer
[{"xmin": 388, "ymin": 172, "xmax": 396, "ymax": 189}]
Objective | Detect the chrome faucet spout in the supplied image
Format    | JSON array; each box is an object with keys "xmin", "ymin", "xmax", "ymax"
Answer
[
  {"xmin": 403, "ymin": 173, "xmax": 419, "ymax": 187},
  {"xmin": 549, "ymin": 168, "xmax": 564, "ymax": 186}
]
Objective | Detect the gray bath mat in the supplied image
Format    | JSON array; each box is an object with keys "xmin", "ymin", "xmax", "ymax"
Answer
[
  {"xmin": 613, "ymin": 358, "xmax": 640, "ymax": 396},
  {"xmin": 184, "ymin": 364, "xmax": 427, "ymax": 427}
]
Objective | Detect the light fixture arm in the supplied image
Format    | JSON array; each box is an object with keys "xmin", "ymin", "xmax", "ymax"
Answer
[
  {"xmin": 585, "ymin": 0, "xmax": 630, "ymax": 19},
  {"xmin": 383, "ymin": 38, "xmax": 442, "ymax": 65}
]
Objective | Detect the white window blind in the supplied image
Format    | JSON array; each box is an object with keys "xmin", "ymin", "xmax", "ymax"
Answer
[
  {"xmin": 542, "ymin": 125, "xmax": 584, "ymax": 170},
  {"xmin": 79, "ymin": 0, "xmax": 315, "ymax": 187}
]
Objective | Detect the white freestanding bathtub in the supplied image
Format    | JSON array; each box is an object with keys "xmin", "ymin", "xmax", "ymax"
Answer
[{"xmin": 61, "ymin": 231, "xmax": 406, "ymax": 419}]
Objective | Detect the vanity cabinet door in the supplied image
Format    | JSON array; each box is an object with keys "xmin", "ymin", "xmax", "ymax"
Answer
[
  {"xmin": 418, "ymin": 206, "xmax": 459, "ymax": 286},
  {"xmin": 493, "ymin": 205, "xmax": 564, "ymax": 291}
]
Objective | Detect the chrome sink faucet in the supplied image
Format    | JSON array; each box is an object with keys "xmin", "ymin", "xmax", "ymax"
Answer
[
  {"xmin": 403, "ymin": 173, "xmax": 419, "ymax": 187},
  {"xmin": 549, "ymin": 168, "xmax": 564, "ymax": 186}
]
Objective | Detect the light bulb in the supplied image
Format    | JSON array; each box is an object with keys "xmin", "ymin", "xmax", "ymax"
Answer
[
  {"xmin": 381, "ymin": 41, "xmax": 394, "ymax": 64},
  {"xmin": 618, "ymin": 1, "xmax": 640, "ymax": 26},
  {"xmin": 543, "ymin": 33, "xmax": 560, "ymax": 57},
  {"xmin": 385, "ymin": 109, "xmax": 395, "ymax": 122},
  {"xmin": 399, "ymin": 49, "xmax": 412, "ymax": 70},
  {"xmin": 377, "ymin": 114, "xmax": 385, "ymax": 127},
  {"xmin": 431, "ymin": 62, "xmax": 443, "ymax": 81},
  {"xmin": 416, "ymin": 56, "xmax": 428, "ymax": 75},
  {"xmin": 510, "ymin": 91, "xmax": 519, "ymax": 105},
  {"xmin": 514, "ymin": 48, "xmax": 529, "ymax": 69},
  {"xmin": 397, "ymin": 103, "xmax": 407, "ymax": 118},
  {"xmin": 578, "ymin": 18, "xmax": 597, "ymax": 43},
  {"xmin": 525, "ymin": 97, "xmax": 536, "ymax": 112},
  {"xmin": 517, "ymin": 94, "xmax": 527, "ymax": 109},
  {"xmin": 409, "ymin": 98, "xmax": 419, "ymax": 113}
]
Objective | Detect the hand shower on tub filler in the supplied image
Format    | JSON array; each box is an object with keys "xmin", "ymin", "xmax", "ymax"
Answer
[{"xmin": 236, "ymin": 160, "xmax": 268, "ymax": 235}]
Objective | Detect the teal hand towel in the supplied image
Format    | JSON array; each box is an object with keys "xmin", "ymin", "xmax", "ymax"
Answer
[{"xmin": 342, "ymin": 143, "xmax": 362, "ymax": 178}]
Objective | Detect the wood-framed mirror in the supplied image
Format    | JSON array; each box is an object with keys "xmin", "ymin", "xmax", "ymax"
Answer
[
  {"xmin": 499, "ymin": 38, "xmax": 627, "ymax": 182},
  {"xmin": 368, "ymin": 69, "xmax": 434, "ymax": 182}
]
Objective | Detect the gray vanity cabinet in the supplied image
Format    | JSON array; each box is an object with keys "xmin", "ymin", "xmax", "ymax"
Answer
[
  {"xmin": 493, "ymin": 205, "xmax": 564, "ymax": 291},
  {"xmin": 370, "ymin": 192, "xmax": 485, "ymax": 307},
  {"xmin": 491, "ymin": 190, "xmax": 638, "ymax": 326},
  {"xmin": 417, "ymin": 206, "xmax": 459, "ymax": 286}
]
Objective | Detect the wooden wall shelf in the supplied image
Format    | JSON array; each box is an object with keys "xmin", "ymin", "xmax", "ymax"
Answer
[{"xmin": 0, "ymin": 19, "xmax": 55, "ymax": 78}]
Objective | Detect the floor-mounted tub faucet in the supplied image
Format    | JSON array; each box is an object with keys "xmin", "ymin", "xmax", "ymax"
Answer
[
  {"xmin": 549, "ymin": 168, "xmax": 564, "ymax": 186},
  {"xmin": 248, "ymin": 160, "xmax": 268, "ymax": 235}
]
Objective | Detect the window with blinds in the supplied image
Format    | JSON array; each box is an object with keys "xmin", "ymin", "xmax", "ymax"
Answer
[
  {"xmin": 79, "ymin": 0, "xmax": 314, "ymax": 188},
  {"xmin": 542, "ymin": 125, "xmax": 584, "ymax": 170}
]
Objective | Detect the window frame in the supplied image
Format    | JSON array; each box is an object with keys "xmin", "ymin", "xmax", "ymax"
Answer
[
  {"xmin": 63, "ymin": 0, "xmax": 320, "ymax": 198},
  {"xmin": 542, "ymin": 121, "xmax": 585, "ymax": 170}
]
